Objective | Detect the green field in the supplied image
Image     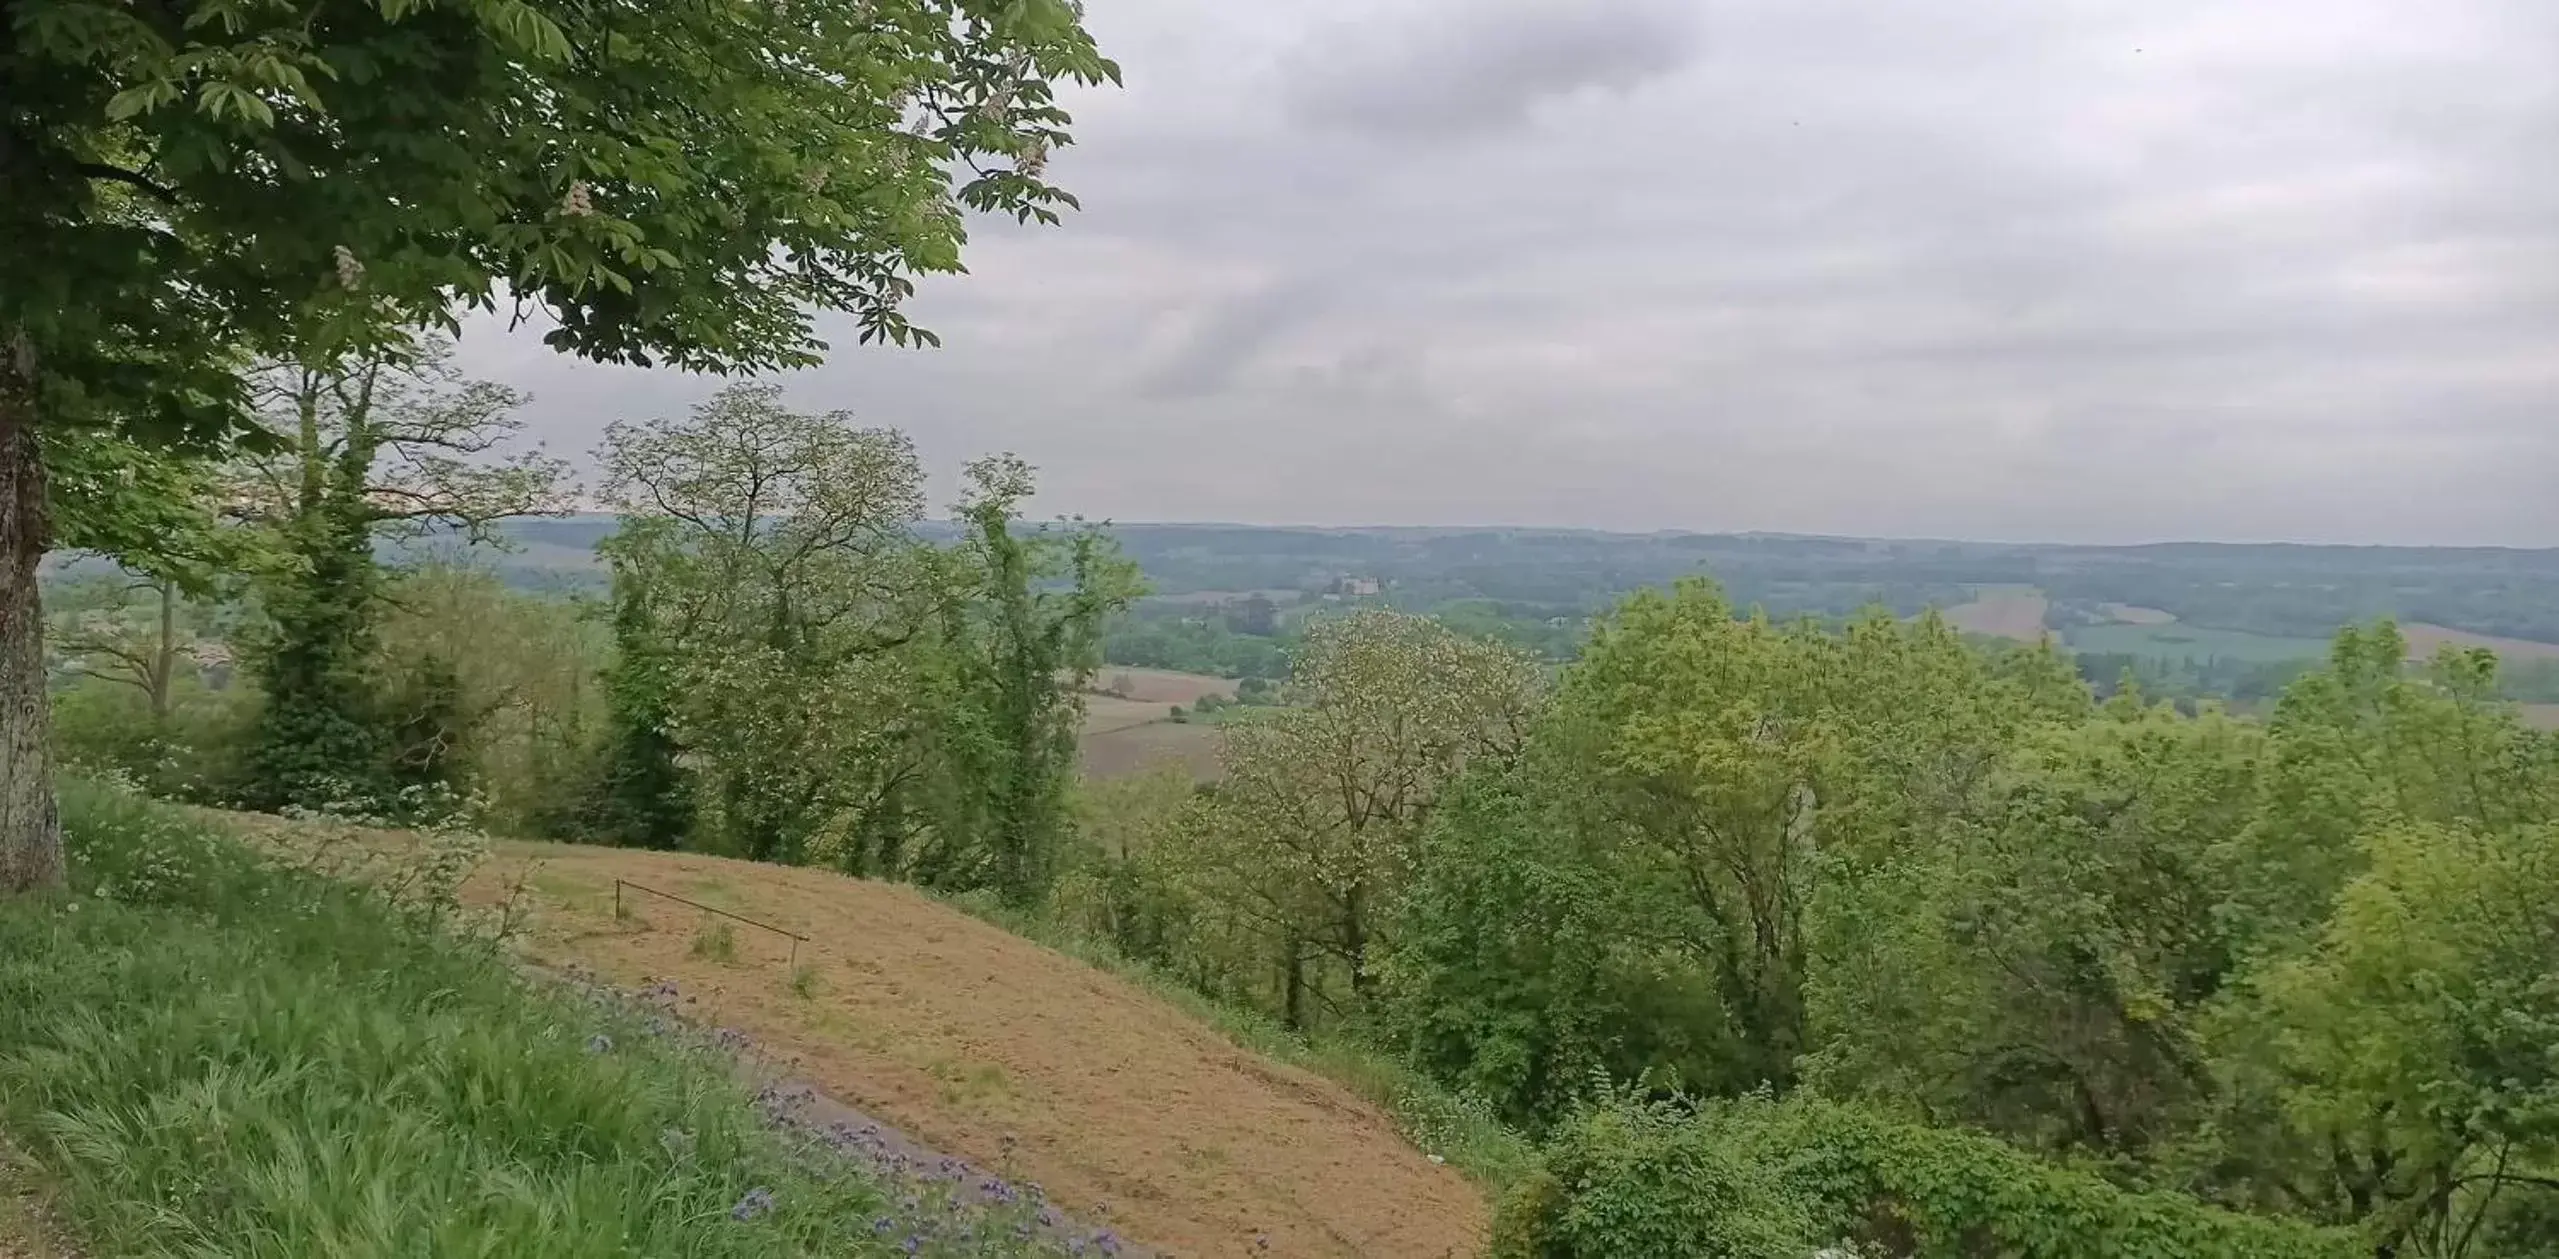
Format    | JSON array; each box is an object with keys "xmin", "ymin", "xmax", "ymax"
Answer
[{"xmin": 2064, "ymin": 622, "xmax": 2333, "ymax": 663}]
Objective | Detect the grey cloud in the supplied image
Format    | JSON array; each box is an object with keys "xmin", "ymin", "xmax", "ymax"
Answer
[
  {"xmin": 1279, "ymin": 0, "xmax": 1703, "ymax": 138},
  {"xmin": 1134, "ymin": 279, "xmax": 1334, "ymax": 398},
  {"xmin": 463, "ymin": 0, "xmax": 2559, "ymax": 546}
]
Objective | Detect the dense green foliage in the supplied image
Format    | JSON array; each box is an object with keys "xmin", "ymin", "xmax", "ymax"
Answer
[
  {"xmin": 1046, "ymin": 580, "xmax": 2559, "ymax": 1256},
  {"xmin": 409, "ymin": 519, "xmax": 2559, "ymax": 710},
  {"xmin": 228, "ymin": 342, "xmax": 566, "ymax": 813},
  {"xmin": 2074, "ymin": 649, "xmax": 2317, "ymax": 706},
  {"xmin": 1494, "ymin": 1094, "xmax": 2359, "ymax": 1259},
  {"xmin": 4, "ymin": 0, "xmax": 1116, "ymax": 891},
  {"xmin": 1165, "ymin": 611, "xmax": 1540, "ymax": 1026},
  {"xmin": 50, "ymin": 393, "xmax": 1133, "ymax": 910},
  {"xmin": 1101, "ymin": 611, "xmax": 1294, "ymax": 679},
  {"xmin": 9, "ymin": 0, "xmax": 1116, "ymax": 409},
  {"xmin": 37, "ymin": 497, "xmax": 2559, "ymax": 1256},
  {"xmin": 0, "ymin": 781, "xmax": 1090, "ymax": 1256},
  {"xmin": 582, "ymin": 387, "xmax": 1136, "ymax": 903}
]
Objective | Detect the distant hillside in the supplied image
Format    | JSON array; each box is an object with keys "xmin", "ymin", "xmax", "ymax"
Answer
[
  {"xmin": 66, "ymin": 516, "xmax": 2559, "ymax": 648},
  {"xmin": 1087, "ymin": 524, "xmax": 2559, "ymax": 647}
]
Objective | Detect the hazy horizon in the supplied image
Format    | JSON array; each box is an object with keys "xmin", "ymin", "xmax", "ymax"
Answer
[{"xmin": 506, "ymin": 511, "xmax": 2559, "ymax": 554}]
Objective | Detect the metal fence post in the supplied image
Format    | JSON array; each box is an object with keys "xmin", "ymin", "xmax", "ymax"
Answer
[{"xmin": 611, "ymin": 878, "xmax": 811, "ymax": 968}]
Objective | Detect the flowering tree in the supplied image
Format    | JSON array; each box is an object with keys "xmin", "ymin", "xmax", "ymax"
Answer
[
  {"xmin": 597, "ymin": 383, "xmax": 935, "ymax": 862},
  {"xmin": 229, "ymin": 340, "xmax": 570, "ymax": 810},
  {"xmin": 1175, "ymin": 610, "xmax": 1542, "ymax": 1027},
  {"xmin": 593, "ymin": 387, "xmax": 1134, "ymax": 901}
]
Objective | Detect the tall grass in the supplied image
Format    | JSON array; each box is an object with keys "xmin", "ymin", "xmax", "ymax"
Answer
[{"xmin": 0, "ymin": 782, "xmax": 1054, "ymax": 1257}]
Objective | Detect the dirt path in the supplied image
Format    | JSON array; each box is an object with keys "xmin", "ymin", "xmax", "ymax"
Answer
[
  {"xmin": 471, "ymin": 844, "xmax": 1487, "ymax": 1259},
  {"xmin": 0, "ymin": 1138, "xmax": 81, "ymax": 1259}
]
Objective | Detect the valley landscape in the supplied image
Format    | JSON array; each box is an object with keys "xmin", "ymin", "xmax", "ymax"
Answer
[
  {"xmin": 7, "ymin": 0, "xmax": 2554, "ymax": 1255},
  {"xmin": 26, "ymin": 500, "xmax": 2559, "ymax": 1258}
]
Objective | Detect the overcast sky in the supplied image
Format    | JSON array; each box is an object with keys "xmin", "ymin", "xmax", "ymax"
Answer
[{"xmin": 458, "ymin": 0, "xmax": 2559, "ymax": 546}]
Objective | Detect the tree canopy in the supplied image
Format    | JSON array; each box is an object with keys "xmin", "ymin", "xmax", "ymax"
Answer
[{"xmin": 2, "ymin": 0, "xmax": 1117, "ymax": 891}]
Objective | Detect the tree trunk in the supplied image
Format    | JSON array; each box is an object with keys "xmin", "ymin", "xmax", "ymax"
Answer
[
  {"xmin": 1343, "ymin": 883, "xmax": 1372, "ymax": 1001},
  {"xmin": 0, "ymin": 334, "xmax": 63, "ymax": 895},
  {"xmin": 1282, "ymin": 934, "xmax": 1307, "ymax": 1032},
  {"xmin": 151, "ymin": 579, "xmax": 176, "ymax": 721}
]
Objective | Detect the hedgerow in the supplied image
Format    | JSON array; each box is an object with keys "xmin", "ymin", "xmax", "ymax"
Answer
[{"xmin": 1493, "ymin": 1093, "xmax": 2361, "ymax": 1259}]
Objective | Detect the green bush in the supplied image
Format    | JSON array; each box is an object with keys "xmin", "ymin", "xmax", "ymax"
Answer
[
  {"xmin": 1382, "ymin": 775, "xmax": 1738, "ymax": 1129},
  {"xmin": 1495, "ymin": 1094, "xmax": 2361, "ymax": 1259},
  {"xmin": 1489, "ymin": 1094, "xmax": 1814, "ymax": 1259},
  {"xmin": 0, "ymin": 782, "xmax": 1067, "ymax": 1257},
  {"xmin": 50, "ymin": 676, "xmax": 257, "ymax": 801}
]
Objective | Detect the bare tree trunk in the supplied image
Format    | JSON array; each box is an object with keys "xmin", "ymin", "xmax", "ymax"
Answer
[
  {"xmin": 0, "ymin": 332, "xmax": 63, "ymax": 895},
  {"xmin": 1343, "ymin": 882, "xmax": 1371, "ymax": 1001},
  {"xmin": 151, "ymin": 579, "xmax": 175, "ymax": 721},
  {"xmin": 1282, "ymin": 934, "xmax": 1307, "ymax": 1032}
]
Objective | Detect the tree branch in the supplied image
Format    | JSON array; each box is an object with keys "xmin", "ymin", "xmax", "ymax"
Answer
[{"xmin": 75, "ymin": 161, "xmax": 179, "ymax": 204}]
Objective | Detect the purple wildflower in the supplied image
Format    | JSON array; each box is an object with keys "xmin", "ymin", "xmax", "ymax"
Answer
[{"xmin": 729, "ymin": 1186, "xmax": 775, "ymax": 1221}]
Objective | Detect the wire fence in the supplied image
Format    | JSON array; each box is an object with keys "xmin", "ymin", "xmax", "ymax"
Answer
[{"xmin": 614, "ymin": 878, "xmax": 810, "ymax": 969}]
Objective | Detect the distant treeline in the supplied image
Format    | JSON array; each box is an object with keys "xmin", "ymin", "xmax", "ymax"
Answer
[{"xmin": 361, "ymin": 518, "xmax": 2559, "ymax": 657}]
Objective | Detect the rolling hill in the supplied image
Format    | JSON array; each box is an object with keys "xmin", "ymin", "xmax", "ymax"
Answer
[{"xmin": 224, "ymin": 816, "xmax": 1489, "ymax": 1258}]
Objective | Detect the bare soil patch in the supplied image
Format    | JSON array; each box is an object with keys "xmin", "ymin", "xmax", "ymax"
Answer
[
  {"xmin": 2401, "ymin": 623, "xmax": 2559, "ymax": 662},
  {"xmin": 1080, "ymin": 694, "xmax": 1176, "ymax": 736},
  {"xmin": 1092, "ymin": 668, "xmax": 1240, "ymax": 706},
  {"xmin": 1079, "ymin": 721, "xmax": 1226, "ymax": 782},
  {"xmin": 0, "ymin": 1139, "xmax": 80, "ymax": 1259},
  {"xmin": 1939, "ymin": 588, "xmax": 2051, "ymax": 642},
  {"xmin": 2097, "ymin": 603, "xmax": 2177, "ymax": 625},
  {"xmin": 464, "ymin": 845, "xmax": 1482, "ymax": 1259}
]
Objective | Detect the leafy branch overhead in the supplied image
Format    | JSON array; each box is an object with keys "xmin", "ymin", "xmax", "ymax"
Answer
[
  {"xmin": 12, "ymin": 0, "xmax": 1119, "ymax": 411},
  {"xmin": 232, "ymin": 337, "xmax": 572, "ymax": 544}
]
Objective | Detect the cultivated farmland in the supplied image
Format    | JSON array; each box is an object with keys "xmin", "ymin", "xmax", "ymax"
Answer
[{"xmin": 1938, "ymin": 586, "xmax": 2051, "ymax": 641}]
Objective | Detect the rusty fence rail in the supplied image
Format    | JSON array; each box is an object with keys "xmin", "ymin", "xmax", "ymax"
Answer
[{"xmin": 614, "ymin": 878, "xmax": 810, "ymax": 969}]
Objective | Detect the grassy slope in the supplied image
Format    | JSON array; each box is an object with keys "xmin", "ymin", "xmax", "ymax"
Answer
[
  {"xmin": 0, "ymin": 784, "xmax": 1076, "ymax": 1258},
  {"xmin": 416, "ymin": 834, "xmax": 1501, "ymax": 1256},
  {"xmin": 947, "ymin": 891, "xmax": 1534, "ymax": 1189},
  {"xmin": 185, "ymin": 805, "xmax": 1511, "ymax": 1255}
]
